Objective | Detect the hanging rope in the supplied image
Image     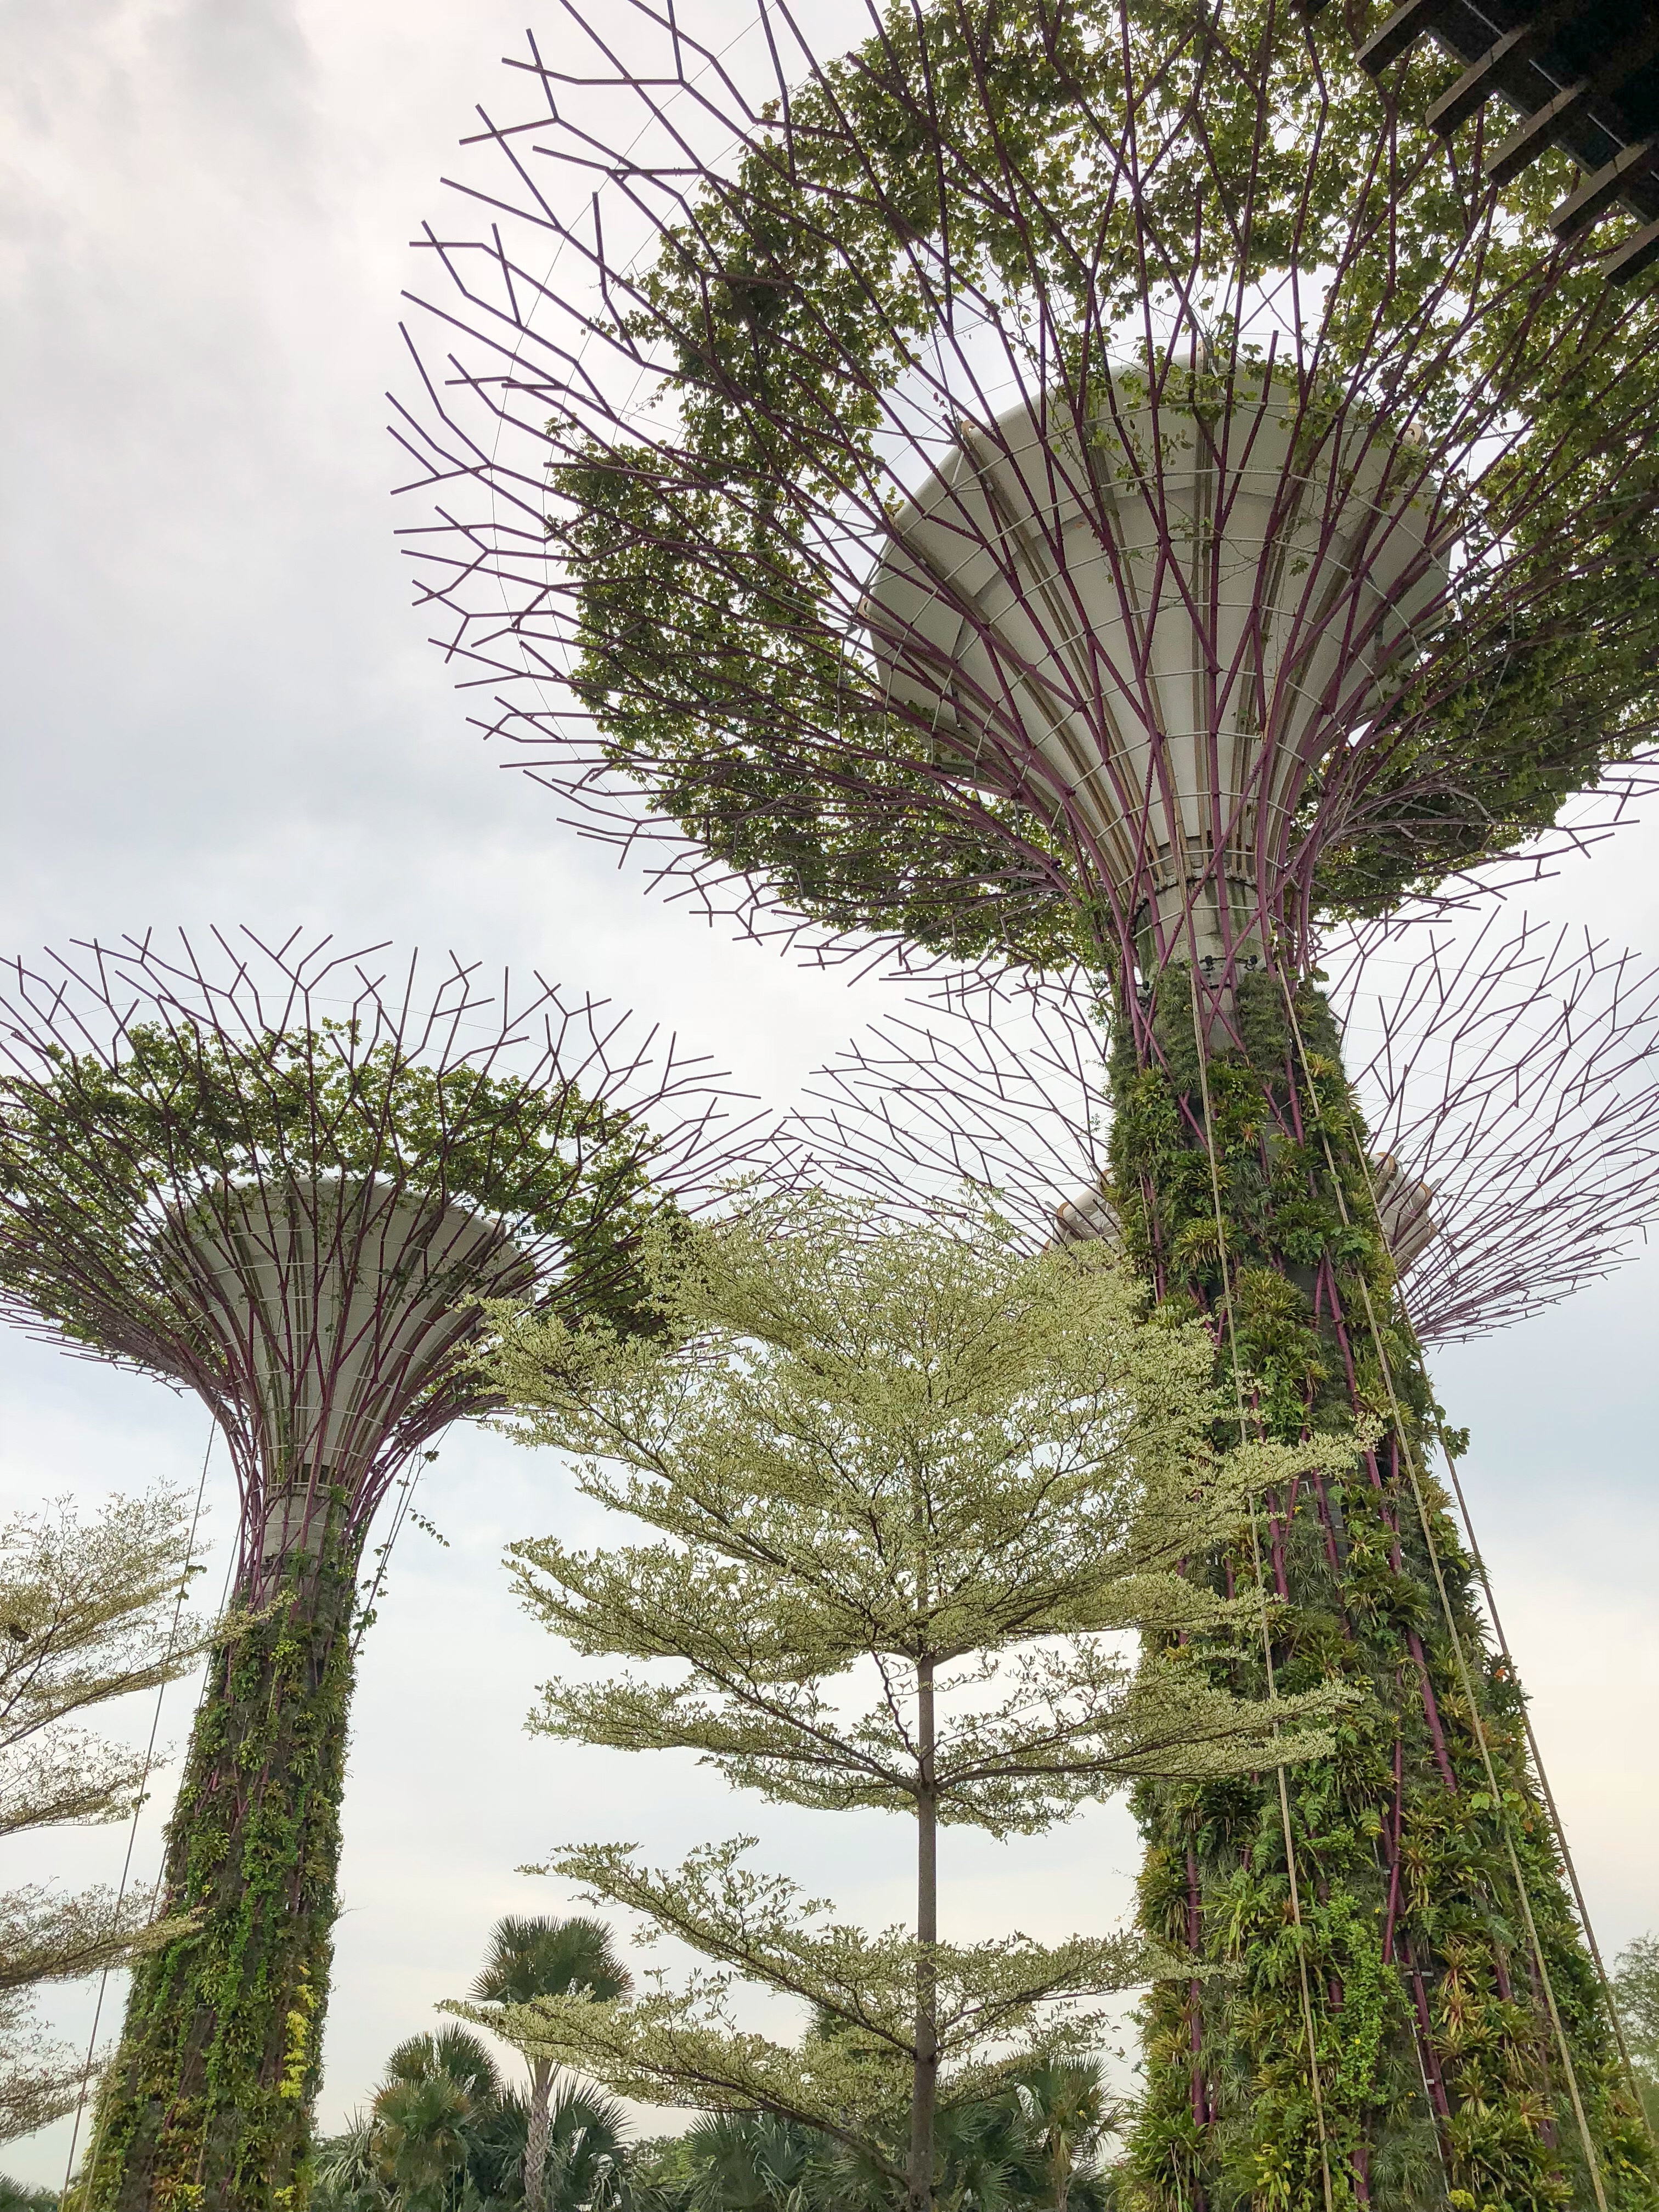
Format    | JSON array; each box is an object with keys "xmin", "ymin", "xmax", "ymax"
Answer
[
  {"xmin": 59, "ymin": 1423, "xmax": 219, "ymax": 2200},
  {"xmin": 1434, "ymin": 1430, "xmax": 1654, "ymax": 2138},
  {"xmin": 1185, "ymin": 962, "xmax": 1338, "ymax": 2212},
  {"xmin": 1274, "ymin": 969, "xmax": 1615, "ymax": 2212},
  {"xmin": 350, "ymin": 1451, "xmax": 427, "ymax": 1661}
]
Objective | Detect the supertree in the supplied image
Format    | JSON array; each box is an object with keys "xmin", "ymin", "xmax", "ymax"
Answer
[
  {"xmin": 761, "ymin": 909, "xmax": 1659, "ymax": 2180},
  {"xmin": 0, "ymin": 929, "xmax": 741, "ymax": 2212},
  {"xmin": 391, "ymin": 2, "xmax": 1659, "ymax": 2204}
]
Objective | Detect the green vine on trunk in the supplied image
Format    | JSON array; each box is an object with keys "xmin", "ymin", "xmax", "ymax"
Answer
[
  {"xmin": 1111, "ymin": 972, "xmax": 1654, "ymax": 2212},
  {"xmin": 76, "ymin": 1500, "xmax": 359, "ymax": 2212}
]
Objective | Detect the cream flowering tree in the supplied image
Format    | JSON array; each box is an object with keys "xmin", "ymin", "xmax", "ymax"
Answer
[
  {"xmin": 0, "ymin": 1492, "xmax": 202, "ymax": 2143},
  {"xmin": 451, "ymin": 1197, "xmax": 1355, "ymax": 2212}
]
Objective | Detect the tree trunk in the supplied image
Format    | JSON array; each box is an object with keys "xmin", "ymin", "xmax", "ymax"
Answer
[
  {"xmin": 524, "ymin": 2054, "xmax": 554, "ymax": 2212},
  {"xmin": 79, "ymin": 1508, "xmax": 359, "ymax": 2211},
  {"xmin": 1119, "ymin": 969, "xmax": 1651, "ymax": 2212},
  {"xmin": 910, "ymin": 1654, "xmax": 938, "ymax": 2212}
]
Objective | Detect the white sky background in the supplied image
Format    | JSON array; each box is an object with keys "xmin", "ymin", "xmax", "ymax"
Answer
[{"xmin": 1, "ymin": 0, "xmax": 1657, "ymax": 2188}]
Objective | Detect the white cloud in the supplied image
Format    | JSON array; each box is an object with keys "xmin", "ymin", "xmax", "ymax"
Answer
[{"xmin": 1, "ymin": 0, "xmax": 1656, "ymax": 2187}]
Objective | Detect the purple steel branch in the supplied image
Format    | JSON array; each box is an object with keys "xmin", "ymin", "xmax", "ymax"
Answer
[
  {"xmin": 390, "ymin": 0, "xmax": 1658, "ymax": 996},
  {"xmin": 770, "ymin": 916, "xmax": 1659, "ymax": 1344},
  {"xmin": 0, "ymin": 927, "xmax": 753, "ymax": 1597}
]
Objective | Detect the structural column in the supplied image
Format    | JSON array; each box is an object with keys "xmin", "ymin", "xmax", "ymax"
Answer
[
  {"xmin": 1115, "ymin": 965, "xmax": 1647, "ymax": 2212},
  {"xmin": 83, "ymin": 1501, "xmax": 362, "ymax": 2212}
]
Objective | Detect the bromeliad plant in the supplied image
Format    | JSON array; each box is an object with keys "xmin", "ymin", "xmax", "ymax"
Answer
[{"xmin": 0, "ymin": 932, "xmax": 721, "ymax": 2212}]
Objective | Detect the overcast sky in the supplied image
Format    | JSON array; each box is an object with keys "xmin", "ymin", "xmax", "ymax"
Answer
[{"xmin": 2, "ymin": 0, "xmax": 1657, "ymax": 2191}]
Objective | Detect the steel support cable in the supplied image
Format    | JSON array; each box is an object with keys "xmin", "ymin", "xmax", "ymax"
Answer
[
  {"xmin": 1184, "ymin": 962, "xmax": 1338, "ymax": 2212},
  {"xmin": 351, "ymin": 1449, "xmax": 427, "ymax": 1661},
  {"xmin": 1274, "ymin": 972, "xmax": 1615, "ymax": 2212},
  {"xmin": 1263, "ymin": 967, "xmax": 1454, "ymax": 2168},
  {"xmin": 1435, "ymin": 1438, "xmax": 1654, "ymax": 2141},
  {"xmin": 59, "ymin": 1423, "xmax": 218, "ymax": 2200}
]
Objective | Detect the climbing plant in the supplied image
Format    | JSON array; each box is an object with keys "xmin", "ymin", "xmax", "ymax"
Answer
[
  {"xmin": 1107, "ymin": 970, "xmax": 1654, "ymax": 2212},
  {"xmin": 79, "ymin": 1508, "xmax": 356, "ymax": 2212}
]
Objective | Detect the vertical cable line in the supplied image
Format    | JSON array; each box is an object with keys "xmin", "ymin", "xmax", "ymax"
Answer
[
  {"xmin": 59, "ymin": 1424, "xmax": 217, "ymax": 2200},
  {"xmin": 1184, "ymin": 963, "xmax": 1336, "ymax": 2212},
  {"xmin": 1274, "ymin": 969, "xmax": 1616, "ymax": 2212},
  {"xmin": 1435, "ymin": 1437, "xmax": 1653, "ymax": 2138},
  {"xmin": 351, "ymin": 1451, "xmax": 427, "ymax": 1660}
]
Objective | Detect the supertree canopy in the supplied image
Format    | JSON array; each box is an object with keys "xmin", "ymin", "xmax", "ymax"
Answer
[
  {"xmin": 393, "ymin": 1, "xmax": 1659, "ymax": 2205},
  {"xmin": 395, "ymin": 0, "xmax": 1659, "ymax": 974},
  {"xmin": 0, "ymin": 931, "xmax": 735, "ymax": 2211}
]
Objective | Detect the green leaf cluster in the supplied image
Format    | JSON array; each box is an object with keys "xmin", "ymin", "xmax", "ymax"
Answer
[
  {"xmin": 0, "ymin": 1019, "xmax": 668, "ymax": 1397},
  {"xmin": 1105, "ymin": 974, "xmax": 1655, "ymax": 2210},
  {"xmin": 545, "ymin": 0, "xmax": 1659, "ymax": 966},
  {"xmin": 75, "ymin": 1513, "xmax": 360, "ymax": 2212}
]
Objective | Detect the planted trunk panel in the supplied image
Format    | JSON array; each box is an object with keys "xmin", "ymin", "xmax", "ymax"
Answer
[
  {"xmin": 1115, "ymin": 972, "xmax": 1652, "ymax": 2212},
  {"xmin": 82, "ymin": 1519, "xmax": 358, "ymax": 2212}
]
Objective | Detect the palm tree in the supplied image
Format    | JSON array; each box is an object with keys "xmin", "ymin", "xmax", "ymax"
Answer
[
  {"xmin": 543, "ymin": 2080, "xmax": 629, "ymax": 2212},
  {"xmin": 384, "ymin": 2030, "xmax": 504, "ymax": 2106},
  {"xmin": 373, "ymin": 2031, "xmax": 503, "ymax": 2212},
  {"xmin": 646, "ymin": 2083, "xmax": 1121, "ymax": 2212},
  {"xmin": 1007, "ymin": 2060, "xmax": 1116, "ymax": 2212},
  {"xmin": 0, "ymin": 2182, "xmax": 59, "ymax": 2212},
  {"xmin": 470, "ymin": 1917, "xmax": 633, "ymax": 2212},
  {"xmin": 373, "ymin": 2074, "xmax": 478, "ymax": 2212},
  {"xmin": 312, "ymin": 2021, "xmax": 626, "ymax": 2212},
  {"xmin": 312, "ymin": 2111, "xmax": 386, "ymax": 2212},
  {"xmin": 681, "ymin": 2112, "xmax": 838, "ymax": 2212},
  {"xmin": 462, "ymin": 2090, "xmax": 531, "ymax": 2208},
  {"xmin": 932, "ymin": 2100, "xmax": 1028, "ymax": 2212}
]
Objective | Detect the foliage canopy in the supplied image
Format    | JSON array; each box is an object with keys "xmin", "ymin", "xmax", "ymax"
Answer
[
  {"xmin": 470, "ymin": 1197, "xmax": 1356, "ymax": 2202},
  {"xmin": 543, "ymin": 0, "xmax": 1659, "ymax": 967},
  {"xmin": 0, "ymin": 1019, "xmax": 669, "ymax": 1423}
]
